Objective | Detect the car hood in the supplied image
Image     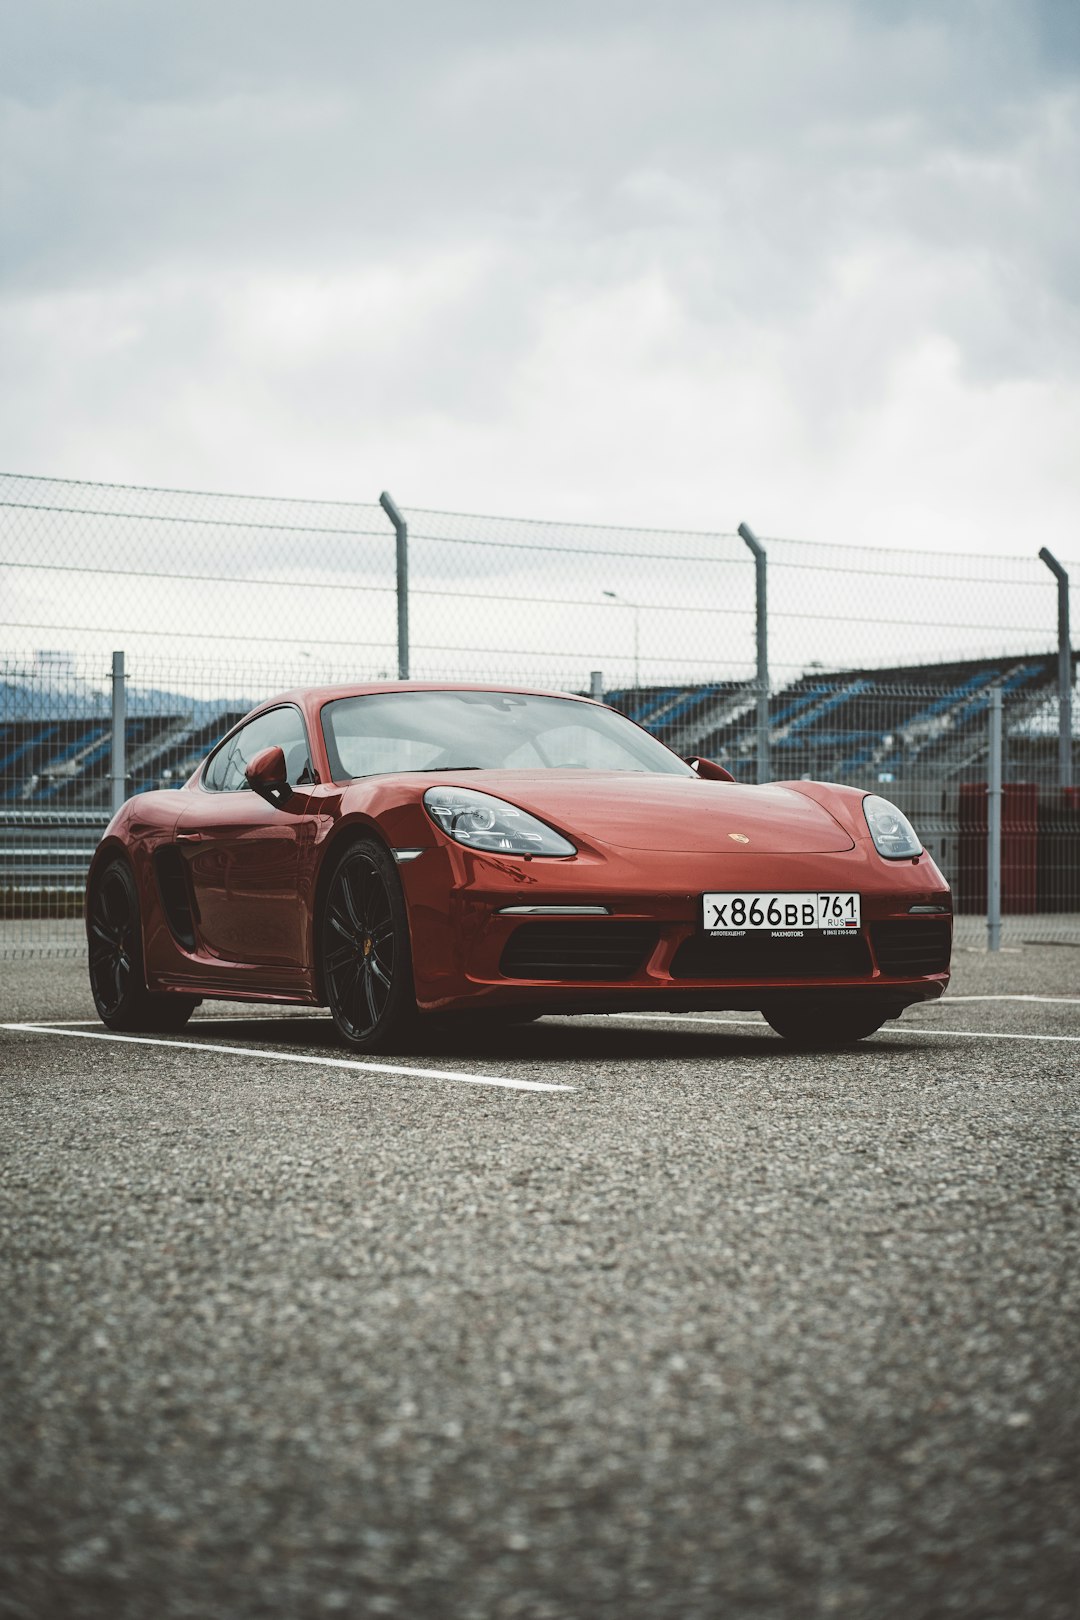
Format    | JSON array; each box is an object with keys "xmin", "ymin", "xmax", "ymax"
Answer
[{"xmin": 444, "ymin": 772, "xmax": 856, "ymax": 854}]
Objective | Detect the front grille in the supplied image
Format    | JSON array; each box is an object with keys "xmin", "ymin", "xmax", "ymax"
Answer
[
  {"xmin": 500, "ymin": 921, "xmax": 657, "ymax": 981},
  {"xmin": 670, "ymin": 930, "xmax": 872, "ymax": 980},
  {"xmin": 871, "ymin": 919, "xmax": 951, "ymax": 976}
]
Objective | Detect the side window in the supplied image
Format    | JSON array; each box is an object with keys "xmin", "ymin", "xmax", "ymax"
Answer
[{"xmin": 203, "ymin": 706, "xmax": 313, "ymax": 793}]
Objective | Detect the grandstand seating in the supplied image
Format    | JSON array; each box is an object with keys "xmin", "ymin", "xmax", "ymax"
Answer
[
  {"xmin": 0, "ymin": 708, "xmax": 248, "ymax": 807},
  {"xmin": 1, "ymin": 656, "xmax": 1067, "ymax": 806},
  {"xmin": 1, "ymin": 720, "xmax": 104, "ymax": 805},
  {"xmin": 133, "ymin": 709, "xmax": 250, "ymax": 794},
  {"xmin": 607, "ymin": 655, "xmax": 1063, "ymax": 782},
  {"xmin": 626, "ymin": 687, "xmax": 686, "ymax": 726}
]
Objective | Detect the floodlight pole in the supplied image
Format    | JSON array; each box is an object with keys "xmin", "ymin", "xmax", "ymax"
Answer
[
  {"xmin": 738, "ymin": 522, "xmax": 770, "ymax": 783},
  {"xmin": 1038, "ymin": 547, "xmax": 1073, "ymax": 789},
  {"xmin": 380, "ymin": 491, "xmax": 410, "ymax": 680}
]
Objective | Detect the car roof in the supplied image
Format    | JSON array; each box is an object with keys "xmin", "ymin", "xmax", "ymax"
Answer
[{"xmin": 261, "ymin": 681, "xmax": 599, "ymax": 710}]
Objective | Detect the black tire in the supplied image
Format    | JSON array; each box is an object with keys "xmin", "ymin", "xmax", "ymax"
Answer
[
  {"xmin": 86, "ymin": 858, "xmax": 199, "ymax": 1032},
  {"xmin": 320, "ymin": 838, "xmax": 417, "ymax": 1052},
  {"xmin": 762, "ymin": 1002, "xmax": 888, "ymax": 1049}
]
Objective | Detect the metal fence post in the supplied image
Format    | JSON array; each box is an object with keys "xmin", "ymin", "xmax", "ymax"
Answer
[
  {"xmin": 110, "ymin": 650, "xmax": 126, "ymax": 816},
  {"xmin": 380, "ymin": 491, "xmax": 410, "ymax": 680},
  {"xmin": 1038, "ymin": 548, "xmax": 1073, "ymax": 789},
  {"xmin": 737, "ymin": 522, "xmax": 770, "ymax": 783},
  {"xmin": 987, "ymin": 687, "xmax": 1002, "ymax": 952},
  {"xmin": 590, "ymin": 671, "xmax": 604, "ymax": 701}
]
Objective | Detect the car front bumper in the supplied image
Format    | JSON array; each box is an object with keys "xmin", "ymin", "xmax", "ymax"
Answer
[{"xmin": 399, "ymin": 840, "xmax": 952, "ymax": 1016}]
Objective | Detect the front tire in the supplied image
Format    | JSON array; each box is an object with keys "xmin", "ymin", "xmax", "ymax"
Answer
[
  {"xmin": 321, "ymin": 838, "xmax": 417, "ymax": 1052},
  {"xmin": 86, "ymin": 858, "xmax": 199, "ymax": 1032},
  {"xmin": 762, "ymin": 1002, "xmax": 888, "ymax": 1049}
]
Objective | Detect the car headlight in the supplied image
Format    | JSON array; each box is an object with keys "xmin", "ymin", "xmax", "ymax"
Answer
[
  {"xmin": 423, "ymin": 787, "xmax": 576, "ymax": 856},
  {"xmin": 863, "ymin": 794, "xmax": 922, "ymax": 860}
]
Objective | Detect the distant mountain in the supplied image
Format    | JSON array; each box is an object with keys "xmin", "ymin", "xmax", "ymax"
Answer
[{"xmin": 1, "ymin": 673, "xmax": 254, "ymax": 725}]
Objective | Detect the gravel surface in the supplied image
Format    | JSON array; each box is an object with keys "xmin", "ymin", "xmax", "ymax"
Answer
[{"xmin": 2, "ymin": 949, "xmax": 1078, "ymax": 1619}]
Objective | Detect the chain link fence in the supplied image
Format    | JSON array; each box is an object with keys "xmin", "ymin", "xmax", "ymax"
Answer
[
  {"xmin": 4, "ymin": 472, "xmax": 1074, "ymax": 684},
  {"xmin": 2, "ymin": 472, "xmax": 1077, "ymax": 956}
]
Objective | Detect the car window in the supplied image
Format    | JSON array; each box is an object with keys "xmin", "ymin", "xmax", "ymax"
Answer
[
  {"xmin": 321, "ymin": 691, "xmax": 693, "ymax": 780},
  {"xmin": 203, "ymin": 706, "xmax": 313, "ymax": 793}
]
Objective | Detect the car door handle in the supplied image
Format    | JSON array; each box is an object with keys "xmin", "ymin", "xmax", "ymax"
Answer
[{"xmin": 176, "ymin": 831, "xmax": 205, "ymax": 843}]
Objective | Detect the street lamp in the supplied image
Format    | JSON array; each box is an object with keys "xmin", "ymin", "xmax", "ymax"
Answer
[{"xmin": 602, "ymin": 590, "xmax": 642, "ymax": 690}]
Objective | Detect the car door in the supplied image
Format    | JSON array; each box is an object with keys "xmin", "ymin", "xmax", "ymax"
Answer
[{"xmin": 177, "ymin": 704, "xmax": 316, "ymax": 968}]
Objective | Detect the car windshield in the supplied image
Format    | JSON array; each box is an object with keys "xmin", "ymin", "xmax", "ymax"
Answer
[{"xmin": 321, "ymin": 690, "xmax": 694, "ymax": 780}]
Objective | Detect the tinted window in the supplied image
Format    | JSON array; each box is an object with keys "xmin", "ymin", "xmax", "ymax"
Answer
[
  {"xmin": 203, "ymin": 706, "xmax": 313, "ymax": 793},
  {"xmin": 321, "ymin": 691, "xmax": 692, "ymax": 781}
]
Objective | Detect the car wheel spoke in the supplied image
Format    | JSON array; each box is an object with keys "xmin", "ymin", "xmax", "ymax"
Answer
[
  {"xmin": 362, "ymin": 968, "xmax": 380, "ymax": 1027},
  {"xmin": 333, "ymin": 950, "xmax": 355, "ymax": 986},
  {"xmin": 325, "ymin": 946, "xmax": 354, "ymax": 995},
  {"xmin": 326, "ymin": 907, "xmax": 349, "ymax": 941},
  {"xmin": 356, "ymin": 862, "xmax": 381, "ymax": 922},
  {"xmin": 338, "ymin": 868, "xmax": 364, "ymax": 935},
  {"xmin": 348, "ymin": 963, "xmax": 370, "ymax": 1032}
]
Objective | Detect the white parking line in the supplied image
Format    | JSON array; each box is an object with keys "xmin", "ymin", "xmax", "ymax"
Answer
[
  {"xmin": 594, "ymin": 1013, "xmax": 1080, "ymax": 1044},
  {"xmin": 0, "ymin": 1024, "xmax": 572, "ymax": 1093},
  {"xmin": 16, "ymin": 1014, "xmax": 327, "ymax": 1027},
  {"xmin": 935, "ymin": 995, "xmax": 1080, "ymax": 1006},
  {"xmin": 877, "ymin": 1028, "xmax": 1080, "ymax": 1043}
]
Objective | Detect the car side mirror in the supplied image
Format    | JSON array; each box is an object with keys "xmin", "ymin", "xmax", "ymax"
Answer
[
  {"xmin": 686, "ymin": 756, "xmax": 735, "ymax": 783},
  {"xmin": 245, "ymin": 745, "xmax": 291, "ymax": 807}
]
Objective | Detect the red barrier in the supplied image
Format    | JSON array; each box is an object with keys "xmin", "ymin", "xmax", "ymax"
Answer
[{"xmin": 956, "ymin": 783, "xmax": 1038, "ymax": 913}]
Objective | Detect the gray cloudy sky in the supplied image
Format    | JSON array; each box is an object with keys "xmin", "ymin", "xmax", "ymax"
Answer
[{"xmin": 3, "ymin": 0, "xmax": 1079, "ymax": 551}]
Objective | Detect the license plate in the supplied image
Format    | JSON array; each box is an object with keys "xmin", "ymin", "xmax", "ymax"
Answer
[{"xmin": 702, "ymin": 891, "xmax": 861, "ymax": 935}]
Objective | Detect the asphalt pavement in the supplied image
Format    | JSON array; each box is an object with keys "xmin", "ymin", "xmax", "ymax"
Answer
[{"xmin": 1, "ymin": 946, "xmax": 1078, "ymax": 1619}]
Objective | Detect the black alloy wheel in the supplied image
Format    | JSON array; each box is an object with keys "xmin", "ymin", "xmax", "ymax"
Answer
[
  {"xmin": 86, "ymin": 858, "xmax": 198, "ymax": 1031},
  {"xmin": 762, "ymin": 1001, "xmax": 889, "ymax": 1048},
  {"xmin": 321, "ymin": 838, "xmax": 415, "ymax": 1051}
]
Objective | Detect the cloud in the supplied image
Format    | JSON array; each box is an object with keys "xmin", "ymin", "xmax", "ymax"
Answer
[{"xmin": 0, "ymin": 0, "xmax": 1078, "ymax": 570}]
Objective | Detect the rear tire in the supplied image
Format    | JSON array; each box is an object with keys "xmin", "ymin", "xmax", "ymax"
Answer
[
  {"xmin": 762, "ymin": 1002, "xmax": 888, "ymax": 1048},
  {"xmin": 321, "ymin": 838, "xmax": 417, "ymax": 1052},
  {"xmin": 86, "ymin": 858, "xmax": 199, "ymax": 1032}
]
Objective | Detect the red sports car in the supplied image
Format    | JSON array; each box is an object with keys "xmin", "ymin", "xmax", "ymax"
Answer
[{"xmin": 86, "ymin": 683, "xmax": 952, "ymax": 1050}]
